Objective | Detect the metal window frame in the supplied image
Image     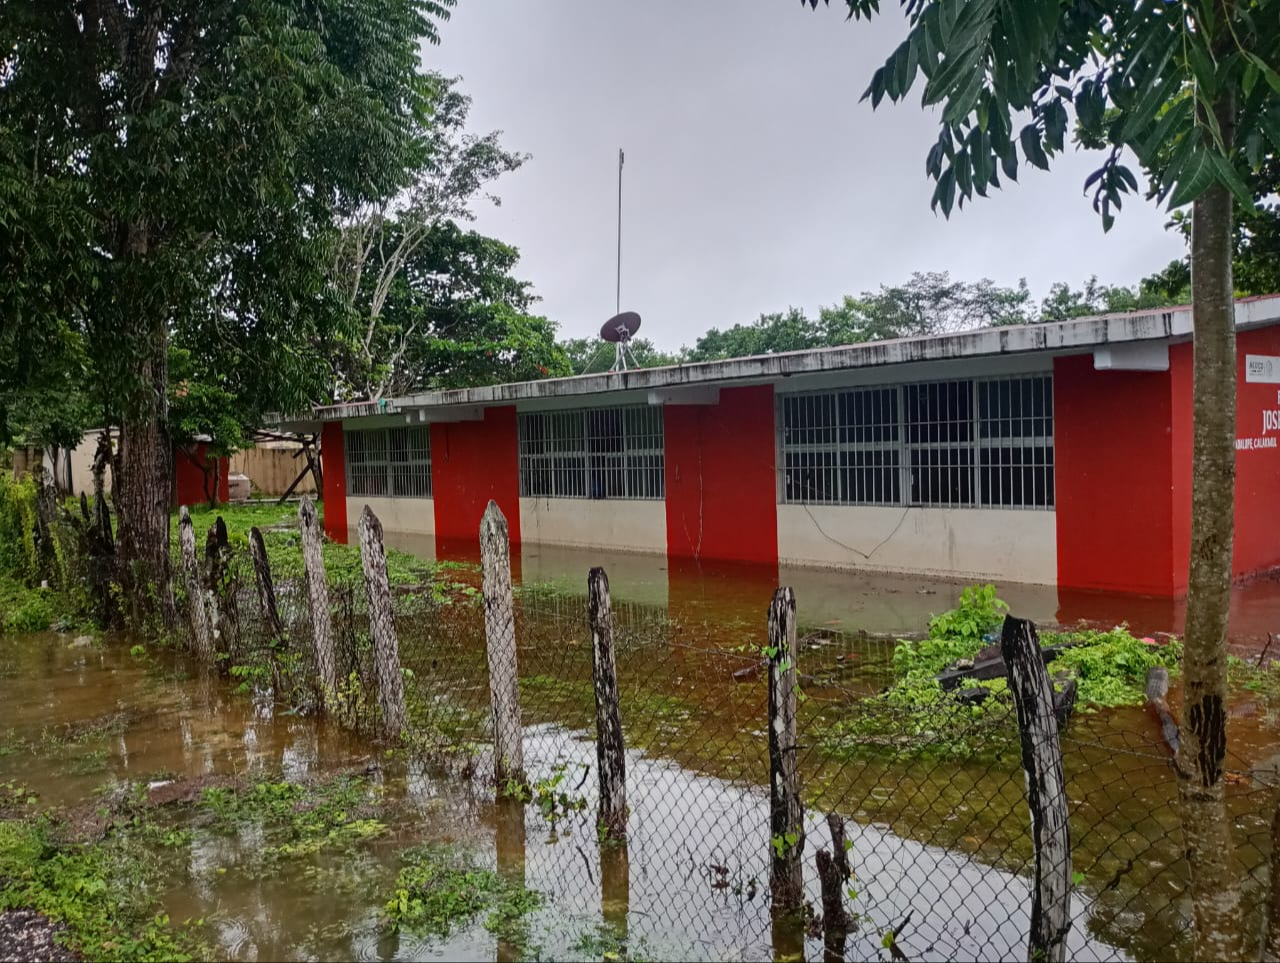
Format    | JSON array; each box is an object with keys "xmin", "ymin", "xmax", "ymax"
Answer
[
  {"xmin": 518, "ymin": 405, "xmax": 665, "ymax": 501},
  {"xmin": 344, "ymin": 426, "xmax": 432, "ymax": 498},
  {"xmin": 779, "ymin": 373, "xmax": 1054, "ymax": 510}
]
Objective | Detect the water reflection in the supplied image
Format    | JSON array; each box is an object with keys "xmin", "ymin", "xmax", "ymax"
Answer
[{"xmin": 376, "ymin": 527, "xmax": 1280, "ymax": 647}]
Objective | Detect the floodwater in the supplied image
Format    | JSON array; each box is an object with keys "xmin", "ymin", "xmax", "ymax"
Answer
[
  {"xmin": 383, "ymin": 530, "xmax": 1280, "ymax": 648},
  {"xmin": 4, "ymin": 545, "xmax": 1280, "ymax": 961},
  {"xmin": 0, "ymin": 633, "xmax": 1130, "ymax": 962}
]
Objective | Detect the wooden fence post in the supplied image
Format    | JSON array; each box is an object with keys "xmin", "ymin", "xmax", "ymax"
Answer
[
  {"xmin": 358, "ymin": 506, "xmax": 406, "ymax": 740},
  {"xmin": 178, "ymin": 507, "xmax": 212, "ymax": 660},
  {"xmin": 480, "ymin": 500, "xmax": 525, "ymax": 790},
  {"xmin": 203, "ymin": 522, "xmax": 225, "ymax": 660},
  {"xmin": 588, "ymin": 566, "xmax": 627, "ymax": 840},
  {"xmin": 816, "ymin": 814, "xmax": 852, "ymax": 962},
  {"xmin": 299, "ymin": 496, "xmax": 337, "ymax": 710},
  {"xmin": 1001, "ymin": 614, "xmax": 1072, "ymax": 963},
  {"xmin": 767, "ymin": 586, "xmax": 805, "ymax": 912},
  {"xmin": 249, "ymin": 527, "xmax": 286, "ymax": 698}
]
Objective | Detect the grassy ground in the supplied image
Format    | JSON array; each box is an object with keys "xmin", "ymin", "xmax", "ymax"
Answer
[{"xmin": 176, "ymin": 501, "xmax": 474, "ymax": 589}]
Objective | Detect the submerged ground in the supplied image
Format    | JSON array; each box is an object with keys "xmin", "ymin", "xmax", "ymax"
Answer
[{"xmin": 3, "ymin": 502, "xmax": 1280, "ymax": 962}]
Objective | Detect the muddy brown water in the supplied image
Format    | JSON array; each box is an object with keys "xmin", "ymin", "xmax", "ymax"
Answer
[{"xmin": 3, "ymin": 553, "xmax": 1280, "ymax": 961}]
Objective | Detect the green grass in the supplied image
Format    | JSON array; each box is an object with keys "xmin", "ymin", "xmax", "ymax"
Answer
[
  {"xmin": 820, "ymin": 586, "xmax": 1182, "ymax": 761},
  {"xmin": 175, "ymin": 501, "xmax": 475, "ymax": 589},
  {"xmin": 385, "ymin": 844, "xmax": 541, "ymax": 941},
  {"xmin": 0, "ymin": 820, "xmax": 206, "ymax": 962}
]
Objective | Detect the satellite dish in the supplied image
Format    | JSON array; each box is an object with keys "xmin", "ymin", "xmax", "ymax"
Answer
[{"xmin": 601, "ymin": 311, "xmax": 642, "ymax": 343}]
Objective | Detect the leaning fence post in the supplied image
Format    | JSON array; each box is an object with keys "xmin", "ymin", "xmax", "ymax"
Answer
[
  {"xmin": 767, "ymin": 586, "xmax": 805, "ymax": 912},
  {"xmin": 358, "ymin": 506, "xmax": 406, "ymax": 740},
  {"xmin": 249, "ymin": 527, "xmax": 286, "ymax": 698},
  {"xmin": 178, "ymin": 507, "xmax": 212, "ymax": 660},
  {"xmin": 480, "ymin": 500, "xmax": 525, "ymax": 790},
  {"xmin": 299, "ymin": 496, "xmax": 337, "ymax": 710},
  {"xmin": 588, "ymin": 567, "xmax": 627, "ymax": 840},
  {"xmin": 1001, "ymin": 614, "xmax": 1072, "ymax": 963}
]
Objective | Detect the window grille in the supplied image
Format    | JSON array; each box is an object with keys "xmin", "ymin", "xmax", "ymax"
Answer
[
  {"xmin": 780, "ymin": 374, "xmax": 1053, "ymax": 510},
  {"xmin": 519, "ymin": 406, "xmax": 664, "ymax": 500},
  {"xmin": 344, "ymin": 426, "xmax": 432, "ymax": 498}
]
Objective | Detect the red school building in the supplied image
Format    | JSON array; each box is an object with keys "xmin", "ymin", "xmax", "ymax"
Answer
[{"xmin": 287, "ymin": 296, "xmax": 1280, "ymax": 598}]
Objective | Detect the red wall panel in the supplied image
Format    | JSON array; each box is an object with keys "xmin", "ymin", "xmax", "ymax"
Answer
[
  {"xmin": 664, "ymin": 385, "xmax": 778, "ymax": 565},
  {"xmin": 1169, "ymin": 344, "xmax": 1193, "ymax": 593},
  {"xmin": 431, "ymin": 406, "xmax": 521, "ymax": 548},
  {"xmin": 1229, "ymin": 327, "xmax": 1280, "ymax": 577},
  {"xmin": 174, "ymin": 443, "xmax": 229, "ymax": 508},
  {"xmin": 320, "ymin": 421, "xmax": 348, "ymax": 543},
  {"xmin": 1054, "ymin": 354, "xmax": 1177, "ymax": 594}
]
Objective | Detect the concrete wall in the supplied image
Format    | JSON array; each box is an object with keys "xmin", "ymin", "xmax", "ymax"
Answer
[
  {"xmin": 348, "ymin": 496, "xmax": 435, "ymax": 537},
  {"xmin": 519, "ymin": 497, "xmax": 666, "ymax": 554},
  {"xmin": 776, "ymin": 504, "xmax": 1058, "ymax": 584}
]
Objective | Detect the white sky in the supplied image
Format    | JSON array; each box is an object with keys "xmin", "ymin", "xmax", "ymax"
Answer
[{"xmin": 426, "ymin": 0, "xmax": 1188, "ymax": 351}]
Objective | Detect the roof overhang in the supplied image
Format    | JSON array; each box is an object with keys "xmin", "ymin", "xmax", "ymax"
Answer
[{"xmin": 279, "ymin": 294, "xmax": 1280, "ymax": 425}]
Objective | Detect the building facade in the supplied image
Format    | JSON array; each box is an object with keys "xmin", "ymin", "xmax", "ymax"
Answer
[{"xmin": 286, "ymin": 296, "xmax": 1280, "ymax": 597}]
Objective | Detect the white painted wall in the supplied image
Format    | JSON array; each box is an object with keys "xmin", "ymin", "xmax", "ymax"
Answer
[
  {"xmin": 777, "ymin": 504, "xmax": 1057, "ymax": 584},
  {"xmin": 347, "ymin": 496, "xmax": 435, "ymax": 536},
  {"xmin": 519, "ymin": 497, "xmax": 667, "ymax": 554}
]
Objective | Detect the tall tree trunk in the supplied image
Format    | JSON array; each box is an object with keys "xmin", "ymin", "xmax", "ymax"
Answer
[
  {"xmin": 1176, "ymin": 90, "xmax": 1244, "ymax": 962},
  {"xmin": 114, "ymin": 304, "xmax": 176, "ymax": 632}
]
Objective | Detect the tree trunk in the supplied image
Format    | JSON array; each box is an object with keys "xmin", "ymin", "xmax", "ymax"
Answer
[
  {"xmin": 1176, "ymin": 90, "xmax": 1244, "ymax": 960},
  {"xmin": 113, "ymin": 310, "xmax": 176, "ymax": 632}
]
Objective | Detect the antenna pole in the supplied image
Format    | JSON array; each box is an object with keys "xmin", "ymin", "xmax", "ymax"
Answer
[{"xmin": 616, "ymin": 148, "xmax": 624, "ymax": 316}]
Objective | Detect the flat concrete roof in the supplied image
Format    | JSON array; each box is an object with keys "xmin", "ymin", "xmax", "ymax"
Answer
[{"xmin": 286, "ymin": 294, "xmax": 1280, "ymax": 427}]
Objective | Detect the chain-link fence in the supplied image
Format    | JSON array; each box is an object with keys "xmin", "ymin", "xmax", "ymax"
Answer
[{"xmin": 173, "ymin": 500, "xmax": 1280, "ymax": 963}]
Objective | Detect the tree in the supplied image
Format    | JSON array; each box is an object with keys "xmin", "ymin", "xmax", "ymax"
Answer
[
  {"xmin": 330, "ymin": 218, "xmax": 570, "ymax": 396},
  {"xmin": 807, "ymin": 1, "xmax": 1280, "ymax": 956},
  {"xmin": 560, "ymin": 336, "xmax": 683, "ymax": 375},
  {"xmin": 329, "ymin": 73, "xmax": 530, "ymax": 402},
  {"xmin": 825, "ymin": 271, "xmax": 1033, "ymax": 339},
  {"xmin": 3, "ymin": 1, "xmax": 453, "ymax": 626},
  {"xmin": 1039, "ymin": 276, "xmax": 1172, "ymax": 320},
  {"xmin": 686, "ymin": 308, "xmax": 825, "ymax": 362},
  {"xmin": 1144, "ymin": 158, "xmax": 1280, "ymax": 301}
]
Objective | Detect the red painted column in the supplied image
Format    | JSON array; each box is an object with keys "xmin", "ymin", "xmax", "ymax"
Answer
[
  {"xmin": 664, "ymin": 384, "xmax": 779, "ymax": 565},
  {"xmin": 1054, "ymin": 354, "xmax": 1177, "ymax": 595},
  {"xmin": 431, "ymin": 406, "xmax": 521, "ymax": 556},
  {"xmin": 320, "ymin": 421, "xmax": 348, "ymax": 543}
]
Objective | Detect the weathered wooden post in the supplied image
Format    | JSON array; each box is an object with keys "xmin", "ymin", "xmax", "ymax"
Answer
[
  {"xmin": 178, "ymin": 507, "xmax": 213, "ymax": 660},
  {"xmin": 816, "ymin": 815, "xmax": 852, "ymax": 962},
  {"xmin": 358, "ymin": 506, "xmax": 406, "ymax": 740},
  {"xmin": 588, "ymin": 566, "xmax": 627, "ymax": 839},
  {"xmin": 299, "ymin": 496, "xmax": 337, "ymax": 710},
  {"xmin": 248, "ymin": 527, "xmax": 286, "ymax": 698},
  {"xmin": 480, "ymin": 500, "xmax": 525, "ymax": 790},
  {"xmin": 768, "ymin": 586, "xmax": 805, "ymax": 912},
  {"xmin": 1001, "ymin": 614, "xmax": 1072, "ymax": 963},
  {"xmin": 203, "ymin": 524, "xmax": 225, "ymax": 658}
]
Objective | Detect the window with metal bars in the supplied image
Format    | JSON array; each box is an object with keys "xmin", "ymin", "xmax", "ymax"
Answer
[
  {"xmin": 344, "ymin": 426, "xmax": 432, "ymax": 498},
  {"xmin": 518, "ymin": 406, "xmax": 664, "ymax": 500},
  {"xmin": 780, "ymin": 374, "xmax": 1053, "ymax": 509}
]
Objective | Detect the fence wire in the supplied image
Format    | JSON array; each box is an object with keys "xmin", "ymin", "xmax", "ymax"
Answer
[{"xmin": 177, "ymin": 535, "xmax": 1278, "ymax": 963}]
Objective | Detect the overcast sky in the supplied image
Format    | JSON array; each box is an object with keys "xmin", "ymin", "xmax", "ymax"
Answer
[{"xmin": 426, "ymin": 0, "xmax": 1188, "ymax": 351}]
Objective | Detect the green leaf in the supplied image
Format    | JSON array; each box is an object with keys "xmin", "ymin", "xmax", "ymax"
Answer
[
  {"xmin": 1167, "ymin": 145, "xmax": 1216, "ymax": 208},
  {"xmin": 1245, "ymin": 53, "xmax": 1280, "ymax": 95},
  {"xmin": 1207, "ymin": 151, "xmax": 1255, "ymax": 208},
  {"xmin": 1019, "ymin": 125, "xmax": 1048, "ymax": 170},
  {"xmin": 931, "ymin": 167, "xmax": 957, "ymax": 217},
  {"xmin": 999, "ymin": 142, "xmax": 1018, "ymax": 181}
]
